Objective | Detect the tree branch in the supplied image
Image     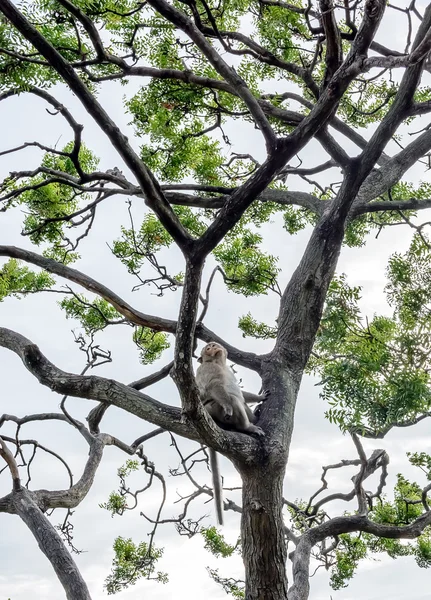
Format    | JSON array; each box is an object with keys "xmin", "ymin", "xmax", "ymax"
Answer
[
  {"xmin": 358, "ymin": 197, "xmax": 431, "ymax": 215},
  {"xmin": 353, "ymin": 125, "xmax": 431, "ymax": 214},
  {"xmin": 288, "ymin": 511, "xmax": 431, "ymax": 600},
  {"xmin": 0, "ymin": 328, "xmax": 260, "ymax": 458},
  {"xmin": 274, "ymin": 0, "xmax": 428, "ymax": 371},
  {"xmin": 196, "ymin": 0, "xmax": 387, "ymax": 254},
  {"xmin": 146, "ymin": 0, "xmax": 277, "ymax": 152},
  {"xmin": 0, "ymin": 436, "xmax": 21, "ymax": 490},
  {"xmin": 0, "ymin": 0, "xmax": 192, "ymax": 252},
  {"xmin": 164, "ymin": 188, "xmax": 323, "ymax": 214},
  {"xmin": 260, "ymin": 92, "xmax": 390, "ymax": 166},
  {"xmin": 0, "ymin": 244, "xmax": 176, "ymax": 330},
  {"xmin": 319, "ymin": 0, "xmax": 343, "ymax": 91},
  {"xmin": 12, "ymin": 486, "xmax": 91, "ymax": 599},
  {"xmin": 0, "ymin": 245, "xmax": 259, "ymax": 369},
  {"xmin": 0, "ymin": 327, "xmax": 193, "ymax": 439},
  {"xmin": 354, "ymin": 5, "xmax": 431, "ymax": 183}
]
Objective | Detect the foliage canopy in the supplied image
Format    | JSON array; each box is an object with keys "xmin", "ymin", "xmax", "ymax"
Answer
[{"xmin": 2, "ymin": 1, "xmax": 431, "ymax": 599}]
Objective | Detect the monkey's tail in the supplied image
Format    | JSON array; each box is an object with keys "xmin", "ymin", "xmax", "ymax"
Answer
[{"xmin": 209, "ymin": 448, "xmax": 224, "ymax": 526}]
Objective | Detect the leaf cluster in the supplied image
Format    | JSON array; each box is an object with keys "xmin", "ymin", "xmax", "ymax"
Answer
[
  {"xmin": 310, "ymin": 241, "xmax": 431, "ymax": 433},
  {"xmin": 104, "ymin": 536, "xmax": 168, "ymax": 594},
  {"xmin": 0, "ymin": 258, "xmax": 55, "ymax": 300}
]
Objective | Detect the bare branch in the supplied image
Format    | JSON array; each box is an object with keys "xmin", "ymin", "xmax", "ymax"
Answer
[
  {"xmin": 0, "ymin": 327, "xmax": 192, "ymax": 439},
  {"xmin": 129, "ymin": 361, "xmax": 174, "ymax": 391},
  {"xmin": 289, "ymin": 510, "xmax": 431, "ymax": 600},
  {"xmin": 0, "ymin": 436, "xmax": 21, "ymax": 490},
  {"xmin": 358, "ymin": 197, "xmax": 431, "ymax": 216},
  {"xmin": 351, "ymin": 433, "xmax": 369, "ymax": 515},
  {"xmin": 88, "ymin": 361, "xmax": 174, "ymax": 434},
  {"xmin": 164, "ymin": 187, "xmax": 323, "ymax": 215},
  {"xmin": 0, "ymin": 328, "xmax": 261, "ymax": 459}
]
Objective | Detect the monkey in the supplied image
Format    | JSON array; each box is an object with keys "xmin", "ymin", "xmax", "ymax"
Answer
[
  {"xmin": 196, "ymin": 342, "xmax": 267, "ymax": 435},
  {"xmin": 195, "ymin": 342, "xmax": 269, "ymax": 524}
]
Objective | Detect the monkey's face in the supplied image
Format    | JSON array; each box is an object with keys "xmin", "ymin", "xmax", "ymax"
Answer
[{"xmin": 199, "ymin": 342, "xmax": 226, "ymax": 363}]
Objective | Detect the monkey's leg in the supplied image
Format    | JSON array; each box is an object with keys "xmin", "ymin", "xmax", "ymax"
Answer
[
  {"xmin": 244, "ymin": 402, "xmax": 257, "ymax": 423},
  {"xmin": 242, "ymin": 391, "xmax": 270, "ymax": 424},
  {"xmin": 208, "ymin": 384, "xmax": 234, "ymax": 419},
  {"xmin": 231, "ymin": 399, "xmax": 264, "ymax": 436}
]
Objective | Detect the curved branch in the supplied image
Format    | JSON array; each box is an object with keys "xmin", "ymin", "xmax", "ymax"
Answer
[
  {"xmin": 35, "ymin": 434, "xmax": 112, "ymax": 510},
  {"xmin": 0, "ymin": 244, "xmax": 260, "ymax": 369},
  {"xmin": 129, "ymin": 360, "xmax": 174, "ymax": 390},
  {"xmin": 1, "ymin": 412, "xmax": 92, "ymax": 443},
  {"xmin": 0, "ymin": 244, "xmax": 175, "ymax": 330},
  {"xmin": 313, "ymin": 511, "xmax": 431, "ymax": 542},
  {"xmin": 289, "ymin": 511, "xmax": 431, "ymax": 600},
  {"xmin": 0, "ymin": 436, "xmax": 20, "ymax": 489},
  {"xmin": 0, "ymin": 327, "xmax": 193, "ymax": 439},
  {"xmin": 0, "ymin": 328, "xmax": 260, "ymax": 459}
]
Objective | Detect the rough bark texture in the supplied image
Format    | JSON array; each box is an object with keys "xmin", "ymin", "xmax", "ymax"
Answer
[
  {"xmin": 241, "ymin": 466, "xmax": 288, "ymax": 600},
  {"xmin": 237, "ymin": 369, "xmax": 300, "ymax": 599},
  {"xmin": 12, "ymin": 487, "xmax": 91, "ymax": 600}
]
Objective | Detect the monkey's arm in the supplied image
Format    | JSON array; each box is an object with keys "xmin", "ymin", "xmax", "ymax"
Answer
[{"xmin": 242, "ymin": 390, "xmax": 270, "ymax": 404}]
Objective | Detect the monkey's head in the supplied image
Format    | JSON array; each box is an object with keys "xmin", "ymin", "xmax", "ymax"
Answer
[{"xmin": 198, "ymin": 342, "xmax": 227, "ymax": 364}]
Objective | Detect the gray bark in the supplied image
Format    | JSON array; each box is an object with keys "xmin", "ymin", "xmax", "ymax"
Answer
[
  {"xmin": 241, "ymin": 467, "xmax": 288, "ymax": 600},
  {"xmin": 12, "ymin": 487, "xmax": 91, "ymax": 600}
]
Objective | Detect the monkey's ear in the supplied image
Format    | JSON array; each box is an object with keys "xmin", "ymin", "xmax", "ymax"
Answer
[{"xmin": 197, "ymin": 356, "xmax": 202, "ymax": 363}]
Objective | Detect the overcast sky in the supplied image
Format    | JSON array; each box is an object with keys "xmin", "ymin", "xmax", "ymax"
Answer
[{"xmin": 2, "ymin": 3, "xmax": 431, "ymax": 599}]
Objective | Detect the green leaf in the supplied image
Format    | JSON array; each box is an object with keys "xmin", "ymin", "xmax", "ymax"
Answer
[
  {"xmin": 0, "ymin": 259, "xmax": 54, "ymax": 300},
  {"xmin": 104, "ymin": 537, "xmax": 167, "ymax": 594}
]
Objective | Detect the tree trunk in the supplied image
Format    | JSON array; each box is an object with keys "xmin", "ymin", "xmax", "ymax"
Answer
[
  {"xmin": 241, "ymin": 466, "xmax": 288, "ymax": 600},
  {"xmin": 12, "ymin": 488, "xmax": 92, "ymax": 600}
]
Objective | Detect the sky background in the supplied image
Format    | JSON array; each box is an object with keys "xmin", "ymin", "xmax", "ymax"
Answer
[{"xmin": 2, "ymin": 3, "xmax": 431, "ymax": 599}]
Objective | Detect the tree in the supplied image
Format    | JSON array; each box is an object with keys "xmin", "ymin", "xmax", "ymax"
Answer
[{"xmin": 1, "ymin": 0, "xmax": 431, "ymax": 598}]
